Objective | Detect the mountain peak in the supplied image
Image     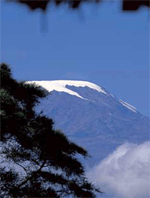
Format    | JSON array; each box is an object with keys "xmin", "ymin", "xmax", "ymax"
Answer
[
  {"xmin": 26, "ymin": 80, "xmax": 137, "ymax": 113},
  {"xmin": 26, "ymin": 80, "xmax": 107, "ymax": 99}
]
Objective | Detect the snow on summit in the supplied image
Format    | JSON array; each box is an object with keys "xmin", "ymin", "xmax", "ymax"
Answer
[
  {"xmin": 26, "ymin": 80, "xmax": 107, "ymax": 99},
  {"xmin": 26, "ymin": 80, "xmax": 137, "ymax": 113}
]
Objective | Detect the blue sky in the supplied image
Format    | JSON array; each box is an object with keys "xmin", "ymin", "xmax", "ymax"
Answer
[{"xmin": 1, "ymin": 1, "xmax": 149, "ymax": 116}]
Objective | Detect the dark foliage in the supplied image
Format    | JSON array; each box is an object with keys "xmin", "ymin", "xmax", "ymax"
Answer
[
  {"xmin": 5, "ymin": 0, "xmax": 150, "ymax": 12},
  {"xmin": 0, "ymin": 63, "xmax": 101, "ymax": 197},
  {"xmin": 122, "ymin": 0, "xmax": 150, "ymax": 11}
]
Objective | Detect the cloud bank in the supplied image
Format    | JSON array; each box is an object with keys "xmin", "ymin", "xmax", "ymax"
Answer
[{"xmin": 87, "ymin": 141, "xmax": 150, "ymax": 198}]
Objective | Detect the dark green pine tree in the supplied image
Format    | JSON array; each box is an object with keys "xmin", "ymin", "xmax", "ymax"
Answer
[{"xmin": 0, "ymin": 63, "xmax": 101, "ymax": 197}]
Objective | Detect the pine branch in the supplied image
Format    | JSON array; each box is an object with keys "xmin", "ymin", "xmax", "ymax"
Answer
[
  {"xmin": 12, "ymin": 159, "xmax": 28, "ymax": 175},
  {"xmin": 16, "ymin": 159, "xmax": 46, "ymax": 189}
]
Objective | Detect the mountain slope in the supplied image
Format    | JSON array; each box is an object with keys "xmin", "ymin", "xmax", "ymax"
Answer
[{"xmin": 27, "ymin": 80, "xmax": 150, "ymax": 165}]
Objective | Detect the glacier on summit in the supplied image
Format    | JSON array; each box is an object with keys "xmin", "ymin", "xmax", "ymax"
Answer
[
  {"xmin": 26, "ymin": 80, "xmax": 136, "ymax": 111},
  {"xmin": 26, "ymin": 80, "xmax": 107, "ymax": 100}
]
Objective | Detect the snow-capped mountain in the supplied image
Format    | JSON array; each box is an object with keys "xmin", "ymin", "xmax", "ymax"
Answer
[{"xmin": 27, "ymin": 80, "xmax": 150, "ymax": 165}]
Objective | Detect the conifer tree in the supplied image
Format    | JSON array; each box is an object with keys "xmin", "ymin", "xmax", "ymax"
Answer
[{"xmin": 0, "ymin": 63, "xmax": 101, "ymax": 197}]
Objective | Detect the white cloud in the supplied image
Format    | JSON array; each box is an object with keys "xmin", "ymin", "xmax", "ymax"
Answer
[{"xmin": 87, "ymin": 141, "xmax": 150, "ymax": 198}]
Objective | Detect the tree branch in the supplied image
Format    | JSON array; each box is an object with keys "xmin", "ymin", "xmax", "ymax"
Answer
[
  {"xmin": 12, "ymin": 159, "xmax": 28, "ymax": 175},
  {"xmin": 16, "ymin": 159, "xmax": 46, "ymax": 189}
]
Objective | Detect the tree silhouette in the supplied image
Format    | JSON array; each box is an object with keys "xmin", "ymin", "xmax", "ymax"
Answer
[
  {"xmin": 5, "ymin": 0, "xmax": 150, "ymax": 12},
  {"xmin": 0, "ymin": 63, "xmax": 101, "ymax": 197}
]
